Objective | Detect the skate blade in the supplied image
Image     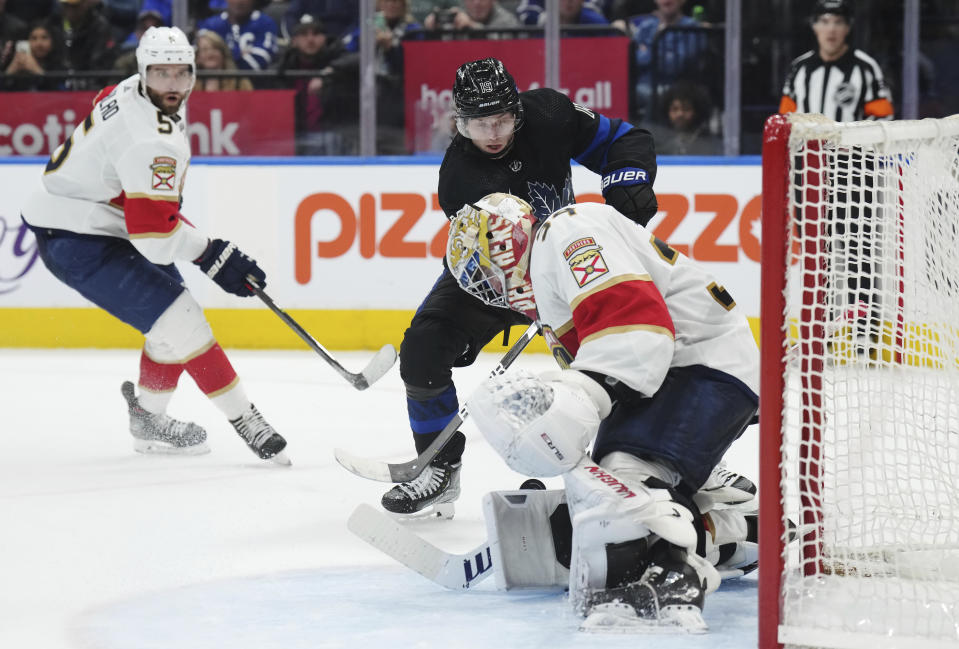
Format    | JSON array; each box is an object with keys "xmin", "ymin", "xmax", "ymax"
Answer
[
  {"xmin": 580, "ymin": 603, "xmax": 707, "ymax": 635},
  {"xmin": 133, "ymin": 439, "xmax": 210, "ymax": 456},
  {"xmin": 267, "ymin": 451, "xmax": 292, "ymax": 467},
  {"xmin": 387, "ymin": 502, "xmax": 455, "ymax": 522}
]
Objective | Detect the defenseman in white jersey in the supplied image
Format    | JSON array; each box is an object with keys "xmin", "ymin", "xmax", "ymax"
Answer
[
  {"xmin": 447, "ymin": 193, "xmax": 759, "ymax": 631},
  {"xmin": 20, "ymin": 26, "xmax": 289, "ymax": 464}
]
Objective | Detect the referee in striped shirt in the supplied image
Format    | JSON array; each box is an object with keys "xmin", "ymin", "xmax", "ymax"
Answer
[
  {"xmin": 779, "ymin": 0, "xmax": 894, "ymax": 121},
  {"xmin": 780, "ymin": 0, "xmax": 893, "ymax": 355}
]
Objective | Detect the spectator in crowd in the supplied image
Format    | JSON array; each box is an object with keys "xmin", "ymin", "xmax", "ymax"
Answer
[
  {"xmin": 49, "ymin": 0, "xmax": 117, "ymax": 90},
  {"xmin": 197, "ymin": 0, "xmax": 279, "ymax": 78},
  {"xmin": 536, "ymin": 0, "xmax": 608, "ymax": 26},
  {"xmin": 650, "ymin": 80, "xmax": 721, "ymax": 155},
  {"xmin": 275, "ymin": 14, "xmax": 349, "ymax": 154},
  {"xmin": 282, "ymin": 0, "xmax": 357, "ymax": 41},
  {"xmin": 132, "ymin": 0, "xmax": 227, "ymax": 27},
  {"xmin": 101, "ymin": 0, "xmax": 139, "ymax": 41},
  {"xmin": 615, "ymin": 0, "xmax": 708, "ymax": 121},
  {"xmin": 423, "ymin": 0, "xmax": 520, "ymax": 31},
  {"xmin": 0, "ymin": 0, "xmax": 28, "ymax": 72},
  {"xmin": 194, "ymin": 28, "xmax": 254, "ymax": 90},
  {"xmin": 3, "ymin": 20, "xmax": 65, "ymax": 90},
  {"xmin": 516, "ymin": 0, "xmax": 608, "ymax": 25},
  {"xmin": 410, "ymin": 0, "xmax": 455, "ymax": 23},
  {"xmin": 112, "ymin": 9, "xmax": 164, "ymax": 75},
  {"xmin": 340, "ymin": 0, "xmax": 422, "ymax": 154},
  {"xmin": 137, "ymin": 0, "xmax": 172, "ymax": 26}
]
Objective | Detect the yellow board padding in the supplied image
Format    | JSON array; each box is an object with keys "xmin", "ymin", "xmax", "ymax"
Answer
[{"xmin": 1, "ymin": 308, "xmax": 763, "ymax": 352}]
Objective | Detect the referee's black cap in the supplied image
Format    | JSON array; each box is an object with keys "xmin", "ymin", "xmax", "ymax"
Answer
[{"xmin": 811, "ymin": 0, "xmax": 853, "ymax": 22}]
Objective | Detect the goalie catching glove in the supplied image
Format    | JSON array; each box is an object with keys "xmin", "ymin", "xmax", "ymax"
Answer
[
  {"xmin": 194, "ymin": 238, "xmax": 266, "ymax": 297},
  {"xmin": 466, "ymin": 368, "xmax": 612, "ymax": 477}
]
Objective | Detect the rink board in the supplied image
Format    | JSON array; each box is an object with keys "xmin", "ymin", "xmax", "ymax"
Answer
[{"xmin": 0, "ymin": 156, "xmax": 762, "ymax": 349}]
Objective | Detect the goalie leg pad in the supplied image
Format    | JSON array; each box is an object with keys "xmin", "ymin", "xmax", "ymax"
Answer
[{"xmin": 482, "ymin": 488, "xmax": 570, "ymax": 590}]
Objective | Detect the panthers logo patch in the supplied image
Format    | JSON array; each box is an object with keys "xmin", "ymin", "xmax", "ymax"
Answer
[
  {"xmin": 151, "ymin": 156, "xmax": 176, "ymax": 190},
  {"xmin": 568, "ymin": 247, "xmax": 608, "ymax": 287}
]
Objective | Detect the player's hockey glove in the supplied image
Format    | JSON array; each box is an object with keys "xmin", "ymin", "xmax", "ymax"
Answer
[
  {"xmin": 601, "ymin": 159, "xmax": 658, "ymax": 226},
  {"xmin": 194, "ymin": 239, "xmax": 266, "ymax": 297}
]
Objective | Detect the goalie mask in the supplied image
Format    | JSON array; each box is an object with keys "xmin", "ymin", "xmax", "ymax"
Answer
[{"xmin": 446, "ymin": 193, "xmax": 538, "ymax": 319}]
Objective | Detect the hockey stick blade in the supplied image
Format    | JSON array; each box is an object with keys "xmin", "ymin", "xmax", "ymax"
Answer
[
  {"xmin": 335, "ymin": 321, "xmax": 541, "ymax": 483},
  {"xmin": 249, "ymin": 278, "xmax": 397, "ymax": 390},
  {"xmin": 347, "ymin": 503, "xmax": 493, "ymax": 590}
]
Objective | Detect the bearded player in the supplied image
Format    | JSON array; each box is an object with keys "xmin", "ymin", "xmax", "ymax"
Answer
[{"xmin": 20, "ymin": 27, "xmax": 289, "ymax": 463}]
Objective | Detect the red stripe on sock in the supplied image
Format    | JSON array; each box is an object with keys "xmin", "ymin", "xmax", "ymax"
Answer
[
  {"xmin": 184, "ymin": 343, "xmax": 238, "ymax": 396},
  {"xmin": 139, "ymin": 350, "xmax": 184, "ymax": 392}
]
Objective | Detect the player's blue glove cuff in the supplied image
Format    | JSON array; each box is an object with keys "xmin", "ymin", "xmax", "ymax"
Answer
[{"xmin": 194, "ymin": 238, "xmax": 266, "ymax": 297}]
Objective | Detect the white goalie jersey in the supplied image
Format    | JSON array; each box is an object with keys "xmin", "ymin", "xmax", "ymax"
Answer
[
  {"xmin": 530, "ymin": 202, "xmax": 758, "ymax": 398},
  {"xmin": 21, "ymin": 74, "xmax": 208, "ymax": 265}
]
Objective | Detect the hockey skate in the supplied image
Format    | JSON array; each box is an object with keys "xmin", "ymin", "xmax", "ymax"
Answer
[
  {"xmin": 230, "ymin": 404, "xmax": 291, "ymax": 466},
  {"xmin": 696, "ymin": 461, "xmax": 757, "ymax": 509},
  {"xmin": 121, "ymin": 381, "xmax": 209, "ymax": 455},
  {"xmin": 581, "ymin": 545, "xmax": 711, "ymax": 634},
  {"xmin": 380, "ymin": 459, "xmax": 461, "ymax": 520}
]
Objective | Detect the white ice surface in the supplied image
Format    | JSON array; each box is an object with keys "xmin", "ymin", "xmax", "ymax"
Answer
[{"xmin": 0, "ymin": 348, "xmax": 759, "ymax": 649}]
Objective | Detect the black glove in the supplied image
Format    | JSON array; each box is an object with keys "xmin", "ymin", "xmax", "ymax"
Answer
[
  {"xmin": 193, "ymin": 239, "xmax": 265, "ymax": 297},
  {"xmin": 601, "ymin": 159, "xmax": 658, "ymax": 226}
]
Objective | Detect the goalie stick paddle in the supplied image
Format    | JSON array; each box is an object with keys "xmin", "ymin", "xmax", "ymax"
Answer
[
  {"xmin": 249, "ymin": 278, "xmax": 397, "ymax": 391},
  {"xmin": 334, "ymin": 321, "xmax": 541, "ymax": 482},
  {"xmin": 347, "ymin": 503, "xmax": 493, "ymax": 590}
]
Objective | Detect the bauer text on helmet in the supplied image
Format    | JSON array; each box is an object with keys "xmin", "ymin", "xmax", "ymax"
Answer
[{"xmin": 446, "ymin": 193, "xmax": 538, "ymax": 318}]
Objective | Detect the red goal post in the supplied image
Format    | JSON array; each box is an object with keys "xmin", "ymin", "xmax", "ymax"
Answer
[{"xmin": 759, "ymin": 113, "xmax": 959, "ymax": 649}]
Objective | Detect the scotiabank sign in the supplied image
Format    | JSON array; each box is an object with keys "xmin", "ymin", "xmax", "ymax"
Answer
[
  {"xmin": 0, "ymin": 90, "xmax": 295, "ymax": 156},
  {"xmin": 403, "ymin": 38, "xmax": 629, "ymax": 152}
]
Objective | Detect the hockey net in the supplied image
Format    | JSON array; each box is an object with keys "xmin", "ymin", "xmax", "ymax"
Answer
[{"xmin": 758, "ymin": 113, "xmax": 959, "ymax": 649}]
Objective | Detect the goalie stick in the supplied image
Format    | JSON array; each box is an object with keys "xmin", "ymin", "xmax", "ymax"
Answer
[
  {"xmin": 334, "ymin": 321, "xmax": 541, "ymax": 482},
  {"xmin": 347, "ymin": 503, "xmax": 493, "ymax": 590},
  {"xmin": 249, "ymin": 278, "xmax": 397, "ymax": 391}
]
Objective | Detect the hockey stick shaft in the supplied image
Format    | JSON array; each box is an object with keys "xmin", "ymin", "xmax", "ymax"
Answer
[
  {"xmin": 249, "ymin": 278, "xmax": 396, "ymax": 390},
  {"xmin": 334, "ymin": 321, "xmax": 541, "ymax": 482},
  {"xmin": 347, "ymin": 503, "xmax": 493, "ymax": 590}
]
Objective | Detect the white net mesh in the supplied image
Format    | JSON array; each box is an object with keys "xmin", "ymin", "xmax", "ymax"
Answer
[{"xmin": 778, "ymin": 114, "xmax": 959, "ymax": 649}]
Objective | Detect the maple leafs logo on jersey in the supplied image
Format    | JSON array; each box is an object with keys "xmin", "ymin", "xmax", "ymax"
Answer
[
  {"xmin": 150, "ymin": 156, "xmax": 176, "ymax": 190},
  {"xmin": 568, "ymin": 247, "xmax": 608, "ymax": 287},
  {"xmin": 525, "ymin": 174, "xmax": 574, "ymax": 220}
]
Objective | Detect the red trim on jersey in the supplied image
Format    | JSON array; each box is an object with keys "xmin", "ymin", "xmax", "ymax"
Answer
[
  {"xmin": 110, "ymin": 191, "xmax": 126, "ymax": 210},
  {"xmin": 184, "ymin": 343, "xmax": 238, "ymax": 396},
  {"xmin": 125, "ymin": 195, "xmax": 182, "ymax": 236},
  {"xmin": 139, "ymin": 350, "xmax": 184, "ymax": 392},
  {"xmin": 558, "ymin": 328, "xmax": 581, "ymax": 358},
  {"xmin": 572, "ymin": 278, "xmax": 675, "ymax": 341},
  {"xmin": 93, "ymin": 84, "xmax": 118, "ymax": 106}
]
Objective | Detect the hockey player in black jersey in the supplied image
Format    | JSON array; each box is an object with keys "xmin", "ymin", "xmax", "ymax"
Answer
[{"xmin": 381, "ymin": 57, "xmax": 660, "ymax": 517}]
